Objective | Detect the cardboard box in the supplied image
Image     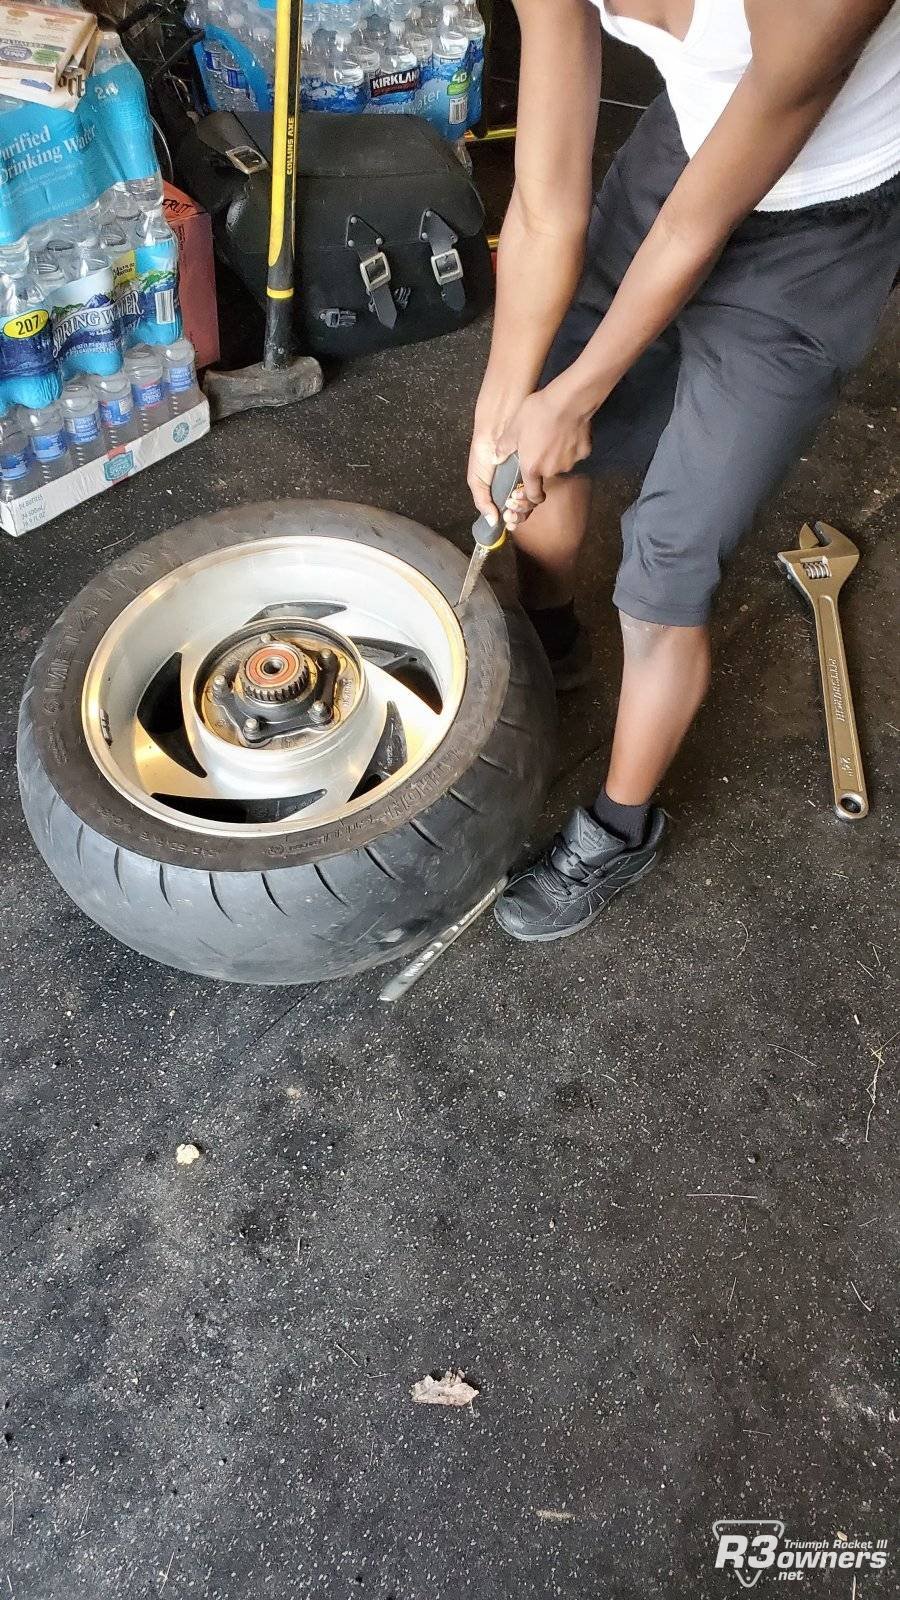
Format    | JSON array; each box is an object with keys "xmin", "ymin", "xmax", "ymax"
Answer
[
  {"xmin": 0, "ymin": 401, "xmax": 210, "ymax": 537},
  {"xmin": 163, "ymin": 182, "xmax": 220, "ymax": 371}
]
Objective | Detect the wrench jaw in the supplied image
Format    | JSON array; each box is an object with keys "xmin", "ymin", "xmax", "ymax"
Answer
[{"xmin": 776, "ymin": 521, "xmax": 859, "ymax": 609}]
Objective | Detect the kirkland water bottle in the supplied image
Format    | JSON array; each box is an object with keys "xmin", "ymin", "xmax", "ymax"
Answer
[
  {"xmin": 421, "ymin": 4, "xmax": 469, "ymax": 136},
  {"xmin": 368, "ymin": 15, "xmax": 419, "ymax": 112},
  {"xmin": 351, "ymin": 30, "xmax": 381, "ymax": 102},
  {"xmin": 329, "ymin": 11, "xmax": 367, "ymax": 109},
  {"xmin": 361, "ymin": 0, "xmax": 390, "ymax": 44},
  {"xmin": 405, "ymin": 5, "xmax": 433, "ymax": 105},
  {"xmin": 27, "ymin": 401, "xmax": 71, "ymax": 483},
  {"xmin": 458, "ymin": 0, "xmax": 484, "ymax": 126},
  {"xmin": 164, "ymin": 338, "xmax": 203, "ymax": 416},
  {"xmin": 0, "ymin": 405, "xmax": 38, "ymax": 499},
  {"xmin": 95, "ymin": 371, "xmax": 140, "ymax": 448},
  {"xmin": 250, "ymin": 9, "xmax": 276, "ymax": 88},
  {"xmin": 0, "ymin": 239, "xmax": 60, "ymax": 411},
  {"xmin": 61, "ymin": 381, "xmax": 107, "ymax": 466},
  {"xmin": 124, "ymin": 345, "xmax": 168, "ymax": 432}
]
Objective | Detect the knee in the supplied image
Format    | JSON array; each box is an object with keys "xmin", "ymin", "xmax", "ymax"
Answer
[
  {"xmin": 618, "ymin": 610, "xmax": 711, "ymax": 669},
  {"xmin": 618, "ymin": 612, "xmax": 675, "ymax": 660}
]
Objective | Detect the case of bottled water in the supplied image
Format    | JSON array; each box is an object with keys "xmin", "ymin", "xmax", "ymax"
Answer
[
  {"xmin": 0, "ymin": 28, "xmax": 210, "ymax": 533},
  {"xmin": 189, "ymin": 0, "xmax": 486, "ymax": 141}
]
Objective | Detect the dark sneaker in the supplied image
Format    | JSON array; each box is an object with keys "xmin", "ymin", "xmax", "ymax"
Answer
[
  {"xmin": 548, "ymin": 627, "xmax": 594, "ymax": 692},
  {"xmin": 495, "ymin": 805, "xmax": 666, "ymax": 943}
]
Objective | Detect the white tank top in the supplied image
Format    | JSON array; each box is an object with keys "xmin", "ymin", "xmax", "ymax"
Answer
[{"xmin": 595, "ymin": 0, "xmax": 900, "ymax": 209}]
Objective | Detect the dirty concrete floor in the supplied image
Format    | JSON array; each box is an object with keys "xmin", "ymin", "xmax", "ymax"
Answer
[{"xmin": 1, "ymin": 295, "xmax": 898, "ymax": 1599}]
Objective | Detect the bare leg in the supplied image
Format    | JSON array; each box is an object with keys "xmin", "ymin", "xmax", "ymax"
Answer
[
  {"xmin": 509, "ymin": 473, "xmax": 592, "ymax": 609},
  {"xmin": 604, "ymin": 613, "xmax": 711, "ymax": 804}
]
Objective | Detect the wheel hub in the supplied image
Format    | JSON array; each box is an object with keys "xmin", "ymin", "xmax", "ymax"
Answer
[
  {"xmin": 199, "ymin": 621, "xmax": 361, "ymax": 747},
  {"xmin": 240, "ymin": 641, "xmax": 310, "ymax": 704}
]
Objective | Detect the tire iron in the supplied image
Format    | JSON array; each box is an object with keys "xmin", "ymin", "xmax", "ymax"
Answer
[
  {"xmin": 378, "ymin": 876, "xmax": 508, "ymax": 1003},
  {"xmin": 456, "ymin": 453, "xmax": 523, "ymax": 611}
]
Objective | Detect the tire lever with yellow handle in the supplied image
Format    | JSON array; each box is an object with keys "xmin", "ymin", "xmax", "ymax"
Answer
[{"xmin": 456, "ymin": 453, "xmax": 523, "ymax": 611}]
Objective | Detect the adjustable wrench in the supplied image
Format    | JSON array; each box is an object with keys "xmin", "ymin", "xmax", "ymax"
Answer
[{"xmin": 776, "ymin": 520, "xmax": 868, "ymax": 821}]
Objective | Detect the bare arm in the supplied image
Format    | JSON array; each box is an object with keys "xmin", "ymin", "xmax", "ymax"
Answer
[
  {"xmin": 467, "ymin": 0, "xmax": 602, "ymax": 519},
  {"xmin": 500, "ymin": 0, "xmax": 894, "ymax": 506}
]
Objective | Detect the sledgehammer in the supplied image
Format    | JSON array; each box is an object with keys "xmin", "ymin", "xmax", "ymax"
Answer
[{"xmin": 202, "ymin": 0, "xmax": 323, "ymax": 421}]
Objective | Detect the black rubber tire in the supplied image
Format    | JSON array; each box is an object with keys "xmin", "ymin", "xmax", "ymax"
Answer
[{"xmin": 17, "ymin": 501, "xmax": 557, "ymax": 984}]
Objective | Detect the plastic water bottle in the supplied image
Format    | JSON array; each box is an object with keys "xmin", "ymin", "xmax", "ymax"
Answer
[
  {"xmin": 331, "ymin": 11, "xmax": 368, "ymax": 109},
  {"xmin": 301, "ymin": 4, "xmax": 332, "ymax": 107},
  {"xmin": 27, "ymin": 401, "xmax": 71, "ymax": 483},
  {"xmin": 421, "ymin": 4, "xmax": 470, "ymax": 137},
  {"xmin": 133, "ymin": 206, "xmax": 181, "ymax": 346},
  {"xmin": 61, "ymin": 381, "xmax": 107, "ymax": 466},
  {"xmin": 305, "ymin": 12, "xmax": 366, "ymax": 110},
  {"xmin": 368, "ymin": 14, "xmax": 419, "ymax": 112},
  {"xmin": 351, "ymin": 27, "xmax": 381, "ymax": 102},
  {"xmin": 405, "ymin": 5, "xmax": 433, "ymax": 103},
  {"xmin": 90, "ymin": 33, "xmax": 162, "ymax": 188},
  {"xmin": 457, "ymin": 0, "xmax": 484, "ymax": 127},
  {"xmin": 360, "ymin": 0, "xmax": 390, "ymax": 44},
  {"xmin": 250, "ymin": 8, "xmax": 276, "ymax": 87},
  {"xmin": 95, "ymin": 371, "xmax": 140, "ymax": 448},
  {"xmin": 46, "ymin": 214, "xmax": 121, "ymax": 380},
  {"xmin": 0, "ymin": 404, "xmax": 39, "ymax": 499},
  {"xmin": 164, "ymin": 338, "xmax": 204, "ymax": 416},
  {"xmin": 124, "ymin": 345, "xmax": 169, "ymax": 432},
  {"xmin": 203, "ymin": 0, "xmax": 256, "ymax": 112},
  {"xmin": 100, "ymin": 201, "xmax": 141, "ymax": 348},
  {"xmin": 0, "ymin": 239, "xmax": 60, "ymax": 411}
]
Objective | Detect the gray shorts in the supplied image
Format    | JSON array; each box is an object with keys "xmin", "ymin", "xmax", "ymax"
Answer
[{"xmin": 540, "ymin": 95, "xmax": 900, "ymax": 625}]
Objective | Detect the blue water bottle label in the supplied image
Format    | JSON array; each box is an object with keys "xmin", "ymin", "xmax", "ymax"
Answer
[
  {"xmin": 302, "ymin": 75, "xmax": 366, "ymax": 113},
  {"xmin": 134, "ymin": 239, "xmax": 182, "ymax": 345},
  {"xmin": 0, "ymin": 308, "xmax": 56, "ymax": 381},
  {"xmin": 168, "ymin": 362, "xmax": 194, "ymax": 393},
  {"xmin": 100, "ymin": 397, "xmax": 133, "ymax": 426},
  {"xmin": 33, "ymin": 427, "xmax": 67, "ymax": 462},
  {"xmin": 421, "ymin": 48, "xmax": 470, "ymax": 134},
  {"xmin": 67, "ymin": 411, "xmax": 102, "ymax": 443},
  {"xmin": 0, "ymin": 445, "xmax": 30, "ymax": 480},
  {"xmin": 133, "ymin": 379, "xmax": 164, "ymax": 407}
]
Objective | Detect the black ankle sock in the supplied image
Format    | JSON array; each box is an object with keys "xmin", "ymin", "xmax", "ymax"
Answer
[
  {"xmin": 524, "ymin": 600, "xmax": 579, "ymax": 661},
  {"xmin": 591, "ymin": 786, "xmax": 650, "ymax": 849}
]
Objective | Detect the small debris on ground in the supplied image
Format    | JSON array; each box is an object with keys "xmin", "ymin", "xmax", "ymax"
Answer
[
  {"xmin": 175, "ymin": 1142, "xmax": 203, "ymax": 1166},
  {"xmin": 411, "ymin": 1370, "xmax": 479, "ymax": 1408},
  {"xmin": 534, "ymin": 1509, "xmax": 577, "ymax": 1523}
]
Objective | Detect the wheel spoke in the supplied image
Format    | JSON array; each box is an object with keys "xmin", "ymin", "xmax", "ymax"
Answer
[
  {"xmin": 363, "ymin": 662, "xmax": 443, "ymax": 766},
  {"xmin": 133, "ymin": 735, "xmax": 214, "ymax": 802}
]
